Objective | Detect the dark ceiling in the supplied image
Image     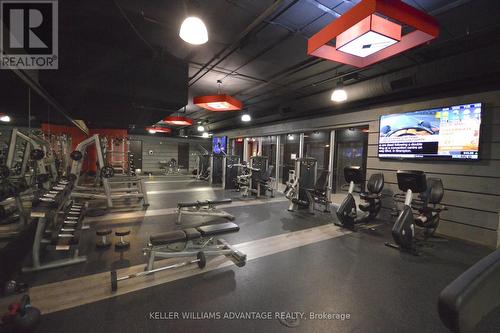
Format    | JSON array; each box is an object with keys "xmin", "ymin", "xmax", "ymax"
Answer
[{"xmin": 2, "ymin": 0, "xmax": 500, "ymax": 134}]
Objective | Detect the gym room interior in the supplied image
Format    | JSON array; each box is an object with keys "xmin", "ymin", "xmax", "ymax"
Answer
[{"xmin": 0, "ymin": 0, "xmax": 499, "ymax": 332}]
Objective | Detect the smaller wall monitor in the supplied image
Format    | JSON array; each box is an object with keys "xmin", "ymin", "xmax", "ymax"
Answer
[
  {"xmin": 378, "ymin": 103, "xmax": 482, "ymax": 160},
  {"xmin": 212, "ymin": 136, "xmax": 227, "ymax": 154}
]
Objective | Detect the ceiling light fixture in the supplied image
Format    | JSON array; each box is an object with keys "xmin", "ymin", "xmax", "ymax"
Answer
[
  {"xmin": 145, "ymin": 126, "xmax": 172, "ymax": 134},
  {"xmin": 179, "ymin": 17, "xmax": 208, "ymax": 45},
  {"xmin": 307, "ymin": 0, "xmax": 439, "ymax": 68},
  {"xmin": 241, "ymin": 113, "xmax": 251, "ymax": 122},
  {"xmin": 331, "ymin": 80, "xmax": 347, "ymax": 102},
  {"xmin": 197, "ymin": 125, "xmax": 205, "ymax": 132},
  {"xmin": 0, "ymin": 114, "xmax": 11, "ymax": 122},
  {"xmin": 163, "ymin": 116, "xmax": 193, "ymax": 126},
  {"xmin": 202, "ymin": 132, "xmax": 210, "ymax": 138},
  {"xmin": 193, "ymin": 80, "xmax": 243, "ymax": 111}
]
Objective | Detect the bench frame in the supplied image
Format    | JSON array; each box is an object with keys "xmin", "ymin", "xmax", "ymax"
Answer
[
  {"xmin": 176, "ymin": 200, "xmax": 235, "ymax": 225},
  {"xmin": 144, "ymin": 236, "xmax": 246, "ymax": 271}
]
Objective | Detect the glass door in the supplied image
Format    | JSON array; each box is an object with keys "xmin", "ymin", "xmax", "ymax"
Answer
[
  {"xmin": 280, "ymin": 134, "xmax": 300, "ymax": 184},
  {"xmin": 303, "ymin": 131, "xmax": 331, "ymax": 175},
  {"xmin": 333, "ymin": 127, "xmax": 369, "ymax": 192}
]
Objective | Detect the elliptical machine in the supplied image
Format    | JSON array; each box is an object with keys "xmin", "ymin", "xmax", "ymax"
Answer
[
  {"xmin": 335, "ymin": 166, "xmax": 384, "ymax": 230},
  {"xmin": 385, "ymin": 170, "xmax": 446, "ymax": 255}
]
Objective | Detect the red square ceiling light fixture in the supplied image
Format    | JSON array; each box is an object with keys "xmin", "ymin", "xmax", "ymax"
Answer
[
  {"xmin": 193, "ymin": 80, "xmax": 243, "ymax": 112},
  {"xmin": 307, "ymin": 0, "xmax": 439, "ymax": 68},
  {"xmin": 193, "ymin": 94, "xmax": 243, "ymax": 111},
  {"xmin": 162, "ymin": 116, "xmax": 193, "ymax": 126},
  {"xmin": 145, "ymin": 126, "xmax": 172, "ymax": 134}
]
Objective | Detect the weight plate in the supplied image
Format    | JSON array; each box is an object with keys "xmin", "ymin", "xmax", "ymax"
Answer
[
  {"xmin": 70, "ymin": 150, "xmax": 83, "ymax": 161},
  {"xmin": 30, "ymin": 149, "xmax": 45, "ymax": 161},
  {"xmin": 110, "ymin": 270, "xmax": 118, "ymax": 292},
  {"xmin": 197, "ymin": 251, "xmax": 206, "ymax": 269},
  {"xmin": 100, "ymin": 166, "xmax": 115, "ymax": 178}
]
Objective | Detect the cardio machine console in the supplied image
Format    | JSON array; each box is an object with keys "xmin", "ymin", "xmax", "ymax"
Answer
[
  {"xmin": 396, "ymin": 170, "xmax": 427, "ymax": 193},
  {"xmin": 344, "ymin": 166, "xmax": 363, "ymax": 184}
]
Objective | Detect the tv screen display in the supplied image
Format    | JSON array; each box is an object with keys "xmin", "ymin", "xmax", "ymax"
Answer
[
  {"xmin": 212, "ymin": 136, "xmax": 227, "ymax": 154},
  {"xmin": 378, "ymin": 103, "xmax": 482, "ymax": 160}
]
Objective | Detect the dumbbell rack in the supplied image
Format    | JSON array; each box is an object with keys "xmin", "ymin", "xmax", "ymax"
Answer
[
  {"xmin": 0, "ymin": 178, "xmax": 28, "ymax": 239},
  {"xmin": 23, "ymin": 180, "xmax": 87, "ymax": 272}
]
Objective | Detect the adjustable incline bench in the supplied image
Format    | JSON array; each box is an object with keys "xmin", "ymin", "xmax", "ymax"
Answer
[
  {"xmin": 177, "ymin": 199, "xmax": 235, "ymax": 225},
  {"xmin": 110, "ymin": 222, "xmax": 246, "ymax": 291}
]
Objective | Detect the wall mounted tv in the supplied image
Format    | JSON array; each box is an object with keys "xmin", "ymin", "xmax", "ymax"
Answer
[
  {"xmin": 378, "ymin": 103, "xmax": 482, "ymax": 161},
  {"xmin": 212, "ymin": 136, "xmax": 227, "ymax": 154}
]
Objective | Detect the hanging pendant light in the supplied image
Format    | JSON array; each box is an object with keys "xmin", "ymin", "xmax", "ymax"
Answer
[
  {"xmin": 179, "ymin": 16, "xmax": 208, "ymax": 45},
  {"xmin": 241, "ymin": 113, "xmax": 251, "ymax": 122},
  {"xmin": 163, "ymin": 106, "xmax": 194, "ymax": 126},
  {"xmin": 331, "ymin": 80, "xmax": 347, "ymax": 103},
  {"xmin": 145, "ymin": 126, "xmax": 171, "ymax": 134},
  {"xmin": 163, "ymin": 116, "xmax": 193, "ymax": 126},
  {"xmin": 0, "ymin": 113, "xmax": 11, "ymax": 122},
  {"xmin": 194, "ymin": 80, "xmax": 243, "ymax": 111},
  {"xmin": 307, "ymin": 0, "xmax": 439, "ymax": 68}
]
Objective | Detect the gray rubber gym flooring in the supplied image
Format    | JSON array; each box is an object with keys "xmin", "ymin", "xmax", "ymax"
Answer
[{"xmin": 17, "ymin": 177, "xmax": 500, "ymax": 332}]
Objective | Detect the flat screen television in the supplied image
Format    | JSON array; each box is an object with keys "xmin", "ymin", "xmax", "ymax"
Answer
[
  {"xmin": 378, "ymin": 103, "xmax": 482, "ymax": 160},
  {"xmin": 212, "ymin": 136, "xmax": 227, "ymax": 154}
]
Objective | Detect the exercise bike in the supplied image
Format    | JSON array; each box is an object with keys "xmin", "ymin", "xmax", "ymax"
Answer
[
  {"xmin": 335, "ymin": 166, "xmax": 384, "ymax": 230},
  {"xmin": 385, "ymin": 170, "xmax": 446, "ymax": 255}
]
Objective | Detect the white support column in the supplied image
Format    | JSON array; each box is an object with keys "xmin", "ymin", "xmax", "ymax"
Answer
[
  {"xmin": 328, "ymin": 130, "xmax": 336, "ymax": 193},
  {"xmin": 299, "ymin": 133, "xmax": 304, "ymax": 158},
  {"xmin": 258, "ymin": 138, "xmax": 263, "ymax": 156},
  {"xmin": 243, "ymin": 138, "xmax": 249, "ymax": 163},
  {"xmin": 275, "ymin": 135, "xmax": 280, "ymax": 190}
]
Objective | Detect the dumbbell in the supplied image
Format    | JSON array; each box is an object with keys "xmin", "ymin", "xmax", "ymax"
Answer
[
  {"xmin": 115, "ymin": 229, "xmax": 130, "ymax": 249},
  {"xmin": 96, "ymin": 229, "xmax": 112, "ymax": 248}
]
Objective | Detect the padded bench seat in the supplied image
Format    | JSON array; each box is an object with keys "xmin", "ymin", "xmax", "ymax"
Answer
[
  {"xmin": 149, "ymin": 223, "xmax": 239, "ymax": 246},
  {"xmin": 177, "ymin": 198, "xmax": 232, "ymax": 208},
  {"xmin": 197, "ymin": 222, "xmax": 239, "ymax": 236},
  {"xmin": 150, "ymin": 230, "xmax": 186, "ymax": 246}
]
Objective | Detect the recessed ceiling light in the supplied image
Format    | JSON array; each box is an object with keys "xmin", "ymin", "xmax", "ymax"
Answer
[{"xmin": 197, "ymin": 125, "xmax": 205, "ymax": 132}]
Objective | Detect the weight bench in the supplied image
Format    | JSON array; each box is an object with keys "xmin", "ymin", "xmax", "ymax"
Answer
[
  {"xmin": 144, "ymin": 222, "xmax": 246, "ymax": 271},
  {"xmin": 176, "ymin": 199, "xmax": 235, "ymax": 225}
]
